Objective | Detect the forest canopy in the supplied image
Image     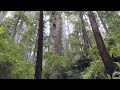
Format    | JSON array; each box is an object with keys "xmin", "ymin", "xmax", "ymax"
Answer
[{"xmin": 0, "ymin": 11, "xmax": 120, "ymax": 79}]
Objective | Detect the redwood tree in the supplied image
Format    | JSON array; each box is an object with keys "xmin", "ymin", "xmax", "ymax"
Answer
[
  {"xmin": 79, "ymin": 11, "xmax": 91, "ymax": 53},
  {"xmin": 34, "ymin": 11, "xmax": 43, "ymax": 79},
  {"xmin": 50, "ymin": 11, "xmax": 62, "ymax": 56},
  {"xmin": 97, "ymin": 11, "xmax": 111, "ymax": 36},
  {"xmin": 88, "ymin": 11, "xmax": 115, "ymax": 77},
  {"xmin": 0, "ymin": 11, "xmax": 7, "ymax": 23}
]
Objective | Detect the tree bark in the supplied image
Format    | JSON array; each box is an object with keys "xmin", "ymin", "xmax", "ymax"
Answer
[
  {"xmin": 66, "ymin": 15, "xmax": 71, "ymax": 50},
  {"xmin": 57, "ymin": 12, "xmax": 62, "ymax": 55},
  {"xmin": 48, "ymin": 35, "xmax": 50, "ymax": 52},
  {"xmin": 50, "ymin": 11, "xmax": 62, "ymax": 56},
  {"xmin": 33, "ymin": 38, "xmax": 37, "ymax": 61},
  {"xmin": 34, "ymin": 11, "xmax": 43, "ymax": 79},
  {"xmin": 14, "ymin": 17, "xmax": 24, "ymax": 43},
  {"xmin": 97, "ymin": 11, "xmax": 111, "ymax": 36},
  {"xmin": 11, "ymin": 15, "xmax": 21, "ymax": 39},
  {"xmin": 83, "ymin": 13, "xmax": 92, "ymax": 48},
  {"xmin": 0, "ymin": 11, "xmax": 7, "ymax": 23},
  {"xmin": 88, "ymin": 11, "xmax": 115, "ymax": 77},
  {"xmin": 79, "ymin": 12, "xmax": 91, "ymax": 52},
  {"xmin": 62, "ymin": 11, "xmax": 68, "ymax": 56}
]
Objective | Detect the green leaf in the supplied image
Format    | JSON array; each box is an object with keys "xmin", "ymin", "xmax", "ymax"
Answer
[
  {"xmin": 113, "ymin": 62, "xmax": 120, "ymax": 68},
  {"xmin": 107, "ymin": 74, "xmax": 111, "ymax": 79},
  {"xmin": 0, "ymin": 27, "xmax": 4, "ymax": 34}
]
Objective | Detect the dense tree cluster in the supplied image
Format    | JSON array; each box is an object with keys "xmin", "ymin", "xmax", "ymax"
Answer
[{"xmin": 0, "ymin": 11, "xmax": 120, "ymax": 79}]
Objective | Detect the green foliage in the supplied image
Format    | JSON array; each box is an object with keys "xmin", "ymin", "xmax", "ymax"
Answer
[
  {"xmin": 12, "ymin": 63, "xmax": 34, "ymax": 79},
  {"xmin": 105, "ymin": 37, "xmax": 116, "ymax": 46},
  {"xmin": 0, "ymin": 60, "xmax": 13, "ymax": 79},
  {"xmin": 109, "ymin": 46, "xmax": 120, "ymax": 56},
  {"xmin": 0, "ymin": 26, "xmax": 4, "ymax": 35},
  {"xmin": 0, "ymin": 30, "xmax": 34, "ymax": 78},
  {"xmin": 42, "ymin": 52, "xmax": 73, "ymax": 79},
  {"xmin": 0, "ymin": 11, "xmax": 40, "ymax": 79},
  {"xmin": 0, "ymin": 11, "xmax": 120, "ymax": 79},
  {"xmin": 87, "ymin": 46, "xmax": 100, "ymax": 60},
  {"xmin": 107, "ymin": 74, "xmax": 111, "ymax": 79},
  {"xmin": 81, "ymin": 59, "xmax": 105, "ymax": 79},
  {"xmin": 68, "ymin": 34, "xmax": 83, "ymax": 59},
  {"xmin": 66, "ymin": 70, "xmax": 81, "ymax": 79},
  {"xmin": 113, "ymin": 62, "xmax": 120, "ymax": 69}
]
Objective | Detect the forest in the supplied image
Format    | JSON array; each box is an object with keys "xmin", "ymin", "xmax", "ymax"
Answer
[{"xmin": 0, "ymin": 11, "xmax": 120, "ymax": 79}]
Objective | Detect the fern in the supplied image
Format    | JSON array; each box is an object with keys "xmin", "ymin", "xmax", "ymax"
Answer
[
  {"xmin": 107, "ymin": 74, "xmax": 111, "ymax": 79},
  {"xmin": 113, "ymin": 62, "xmax": 120, "ymax": 68}
]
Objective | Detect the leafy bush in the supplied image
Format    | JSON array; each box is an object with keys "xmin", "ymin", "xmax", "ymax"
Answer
[
  {"xmin": 12, "ymin": 62, "xmax": 35, "ymax": 79},
  {"xmin": 42, "ymin": 52, "xmax": 73, "ymax": 79},
  {"xmin": 87, "ymin": 46, "xmax": 100, "ymax": 60},
  {"xmin": 109, "ymin": 46, "xmax": 120, "ymax": 56},
  {"xmin": 81, "ymin": 59, "xmax": 106, "ymax": 79},
  {"xmin": 0, "ymin": 30, "xmax": 35, "ymax": 79}
]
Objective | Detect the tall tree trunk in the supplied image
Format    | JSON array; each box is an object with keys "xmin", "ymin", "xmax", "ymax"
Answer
[
  {"xmin": 33, "ymin": 38, "xmax": 37, "ymax": 61},
  {"xmin": 50, "ymin": 11, "xmax": 62, "ymax": 56},
  {"xmin": 50, "ymin": 11, "xmax": 56, "ymax": 53},
  {"xmin": 14, "ymin": 12, "xmax": 25, "ymax": 43},
  {"xmin": 84, "ymin": 13, "xmax": 92, "ymax": 48},
  {"xmin": 79, "ymin": 12, "xmax": 91, "ymax": 53},
  {"xmin": 66, "ymin": 15, "xmax": 71, "ymax": 50},
  {"xmin": 11, "ymin": 16, "xmax": 21, "ymax": 39},
  {"xmin": 57, "ymin": 11, "xmax": 62, "ymax": 55},
  {"xmin": 88, "ymin": 11, "xmax": 115, "ymax": 77},
  {"xmin": 14, "ymin": 17, "xmax": 24, "ymax": 43},
  {"xmin": 62, "ymin": 11, "xmax": 68, "ymax": 56},
  {"xmin": 34, "ymin": 11, "xmax": 43, "ymax": 79},
  {"xmin": 0, "ymin": 11, "xmax": 7, "ymax": 23},
  {"xmin": 97, "ymin": 11, "xmax": 111, "ymax": 36},
  {"xmin": 48, "ymin": 35, "xmax": 50, "ymax": 52}
]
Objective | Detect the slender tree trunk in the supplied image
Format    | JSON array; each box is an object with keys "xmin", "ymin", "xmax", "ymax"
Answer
[
  {"xmin": 79, "ymin": 12, "xmax": 91, "ymax": 52},
  {"xmin": 88, "ymin": 11, "xmax": 115, "ymax": 77},
  {"xmin": 14, "ymin": 17, "xmax": 24, "ymax": 43},
  {"xmin": 34, "ymin": 11, "xmax": 43, "ymax": 79},
  {"xmin": 11, "ymin": 16, "xmax": 21, "ymax": 39},
  {"xmin": 97, "ymin": 11, "xmax": 111, "ymax": 36},
  {"xmin": 48, "ymin": 35, "xmax": 50, "ymax": 52},
  {"xmin": 62, "ymin": 11, "xmax": 67, "ymax": 56},
  {"xmin": 0, "ymin": 11, "xmax": 7, "ymax": 23},
  {"xmin": 19, "ymin": 23, "xmax": 28, "ymax": 42},
  {"xmin": 33, "ymin": 38, "xmax": 37, "ymax": 61},
  {"xmin": 84, "ymin": 14, "xmax": 92, "ymax": 48},
  {"xmin": 66, "ymin": 15, "xmax": 71, "ymax": 50}
]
